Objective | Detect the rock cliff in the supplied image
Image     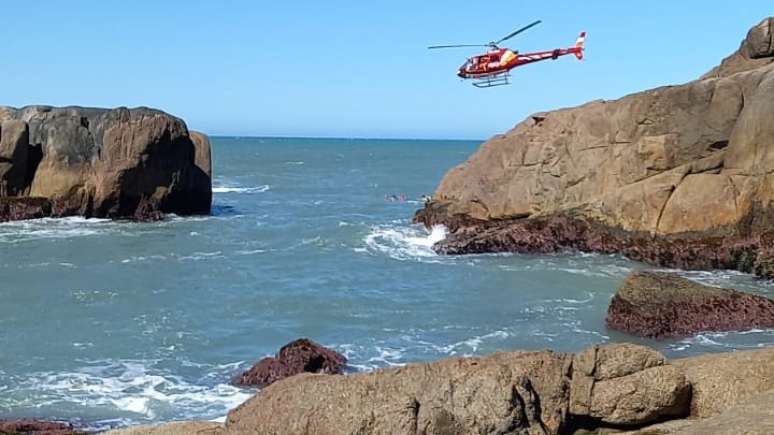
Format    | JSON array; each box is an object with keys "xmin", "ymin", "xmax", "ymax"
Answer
[
  {"xmin": 416, "ymin": 18, "xmax": 774, "ymax": 277},
  {"xmin": 0, "ymin": 105, "xmax": 211, "ymax": 221}
]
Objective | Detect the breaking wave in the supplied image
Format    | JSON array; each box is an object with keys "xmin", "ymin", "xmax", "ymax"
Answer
[
  {"xmin": 0, "ymin": 360, "xmax": 253, "ymax": 431},
  {"xmin": 0, "ymin": 217, "xmax": 113, "ymax": 244},
  {"xmin": 362, "ymin": 224, "xmax": 446, "ymax": 261}
]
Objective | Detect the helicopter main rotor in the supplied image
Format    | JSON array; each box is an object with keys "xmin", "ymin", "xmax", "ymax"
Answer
[{"xmin": 428, "ymin": 20, "xmax": 542, "ymax": 50}]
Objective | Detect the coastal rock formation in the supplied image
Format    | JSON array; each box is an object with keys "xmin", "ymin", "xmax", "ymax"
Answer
[
  {"xmin": 673, "ymin": 348, "xmax": 774, "ymax": 418},
  {"xmin": 225, "ymin": 344, "xmax": 688, "ymax": 435},
  {"xmin": 568, "ymin": 344, "xmax": 689, "ymax": 425},
  {"xmin": 101, "ymin": 346, "xmax": 774, "ymax": 435},
  {"xmin": 606, "ymin": 272, "xmax": 774, "ymax": 338},
  {"xmin": 233, "ymin": 338, "xmax": 347, "ymax": 387},
  {"xmin": 0, "ymin": 419, "xmax": 82, "ymax": 435},
  {"xmin": 0, "ymin": 105, "xmax": 211, "ymax": 221},
  {"xmin": 415, "ymin": 17, "xmax": 774, "ymax": 277},
  {"xmin": 619, "ymin": 390, "xmax": 774, "ymax": 435}
]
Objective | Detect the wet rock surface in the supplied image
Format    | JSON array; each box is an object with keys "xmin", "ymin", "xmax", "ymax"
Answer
[
  {"xmin": 0, "ymin": 420, "xmax": 82, "ymax": 435},
  {"xmin": 606, "ymin": 272, "xmax": 774, "ymax": 338},
  {"xmin": 233, "ymin": 338, "xmax": 347, "ymax": 388}
]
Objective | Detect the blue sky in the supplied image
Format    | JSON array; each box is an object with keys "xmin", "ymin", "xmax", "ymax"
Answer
[{"xmin": 0, "ymin": 1, "xmax": 770, "ymax": 139}]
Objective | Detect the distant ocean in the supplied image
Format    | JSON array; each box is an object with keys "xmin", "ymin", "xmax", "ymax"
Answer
[{"xmin": 2, "ymin": 137, "xmax": 773, "ymax": 430}]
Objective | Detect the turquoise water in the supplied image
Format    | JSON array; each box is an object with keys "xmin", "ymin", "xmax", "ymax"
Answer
[{"xmin": 1, "ymin": 137, "xmax": 773, "ymax": 430}]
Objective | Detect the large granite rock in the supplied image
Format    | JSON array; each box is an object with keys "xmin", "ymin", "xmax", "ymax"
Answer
[
  {"xmin": 606, "ymin": 272, "xmax": 774, "ymax": 338},
  {"xmin": 99, "ymin": 346, "xmax": 774, "ymax": 435},
  {"xmin": 673, "ymin": 348, "xmax": 774, "ymax": 418},
  {"xmin": 618, "ymin": 390, "xmax": 774, "ymax": 435},
  {"xmin": 225, "ymin": 344, "xmax": 687, "ymax": 435},
  {"xmin": 569, "ymin": 344, "xmax": 689, "ymax": 426},
  {"xmin": 234, "ymin": 338, "xmax": 347, "ymax": 387},
  {"xmin": 416, "ymin": 17, "xmax": 774, "ymax": 277},
  {"xmin": 0, "ymin": 105, "xmax": 211, "ymax": 221}
]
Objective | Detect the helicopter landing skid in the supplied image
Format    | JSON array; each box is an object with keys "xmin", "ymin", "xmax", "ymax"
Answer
[{"xmin": 471, "ymin": 72, "xmax": 510, "ymax": 88}]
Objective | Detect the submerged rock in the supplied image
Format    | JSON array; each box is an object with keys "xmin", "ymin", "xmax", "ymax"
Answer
[
  {"xmin": 606, "ymin": 272, "xmax": 774, "ymax": 338},
  {"xmin": 0, "ymin": 105, "xmax": 212, "ymax": 221},
  {"xmin": 415, "ymin": 17, "xmax": 774, "ymax": 278},
  {"xmin": 233, "ymin": 338, "xmax": 347, "ymax": 387}
]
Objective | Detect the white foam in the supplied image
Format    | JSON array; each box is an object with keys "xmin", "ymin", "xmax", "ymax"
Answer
[
  {"xmin": 363, "ymin": 224, "xmax": 446, "ymax": 261},
  {"xmin": 212, "ymin": 185, "xmax": 270, "ymax": 194},
  {"xmin": 2, "ymin": 360, "xmax": 253, "ymax": 425},
  {"xmin": 0, "ymin": 217, "xmax": 113, "ymax": 243}
]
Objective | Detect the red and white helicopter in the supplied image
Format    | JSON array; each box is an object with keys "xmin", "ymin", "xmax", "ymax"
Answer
[{"xmin": 429, "ymin": 20, "xmax": 586, "ymax": 88}]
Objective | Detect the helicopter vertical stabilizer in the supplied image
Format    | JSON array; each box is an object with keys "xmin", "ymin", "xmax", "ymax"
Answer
[{"xmin": 574, "ymin": 32, "xmax": 586, "ymax": 59}]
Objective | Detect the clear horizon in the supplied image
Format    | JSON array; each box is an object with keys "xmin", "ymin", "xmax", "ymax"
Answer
[{"xmin": 1, "ymin": 1, "xmax": 771, "ymax": 139}]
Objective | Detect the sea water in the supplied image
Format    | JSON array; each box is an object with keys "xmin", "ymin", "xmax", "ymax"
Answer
[{"xmin": 1, "ymin": 137, "xmax": 773, "ymax": 429}]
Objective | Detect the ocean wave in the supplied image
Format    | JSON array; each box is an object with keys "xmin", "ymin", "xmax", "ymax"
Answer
[
  {"xmin": 362, "ymin": 224, "xmax": 446, "ymax": 261},
  {"xmin": 0, "ymin": 217, "xmax": 113, "ymax": 244},
  {"xmin": 0, "ymin": 360, "xmax": 253, "ymax": 429},
  {"xmin": 212, "ymin": 185, "xmax": 270, "ymax": 194}
]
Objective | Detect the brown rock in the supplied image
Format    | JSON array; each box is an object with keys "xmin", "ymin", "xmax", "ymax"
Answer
[
  {"xmin": 0, "ymin": 419, "xmax": 82, "ymax": 435},
  {"xmin": 672, "ymin": 348, "xmax": 774, "ymax": 418},
  {"xmin": 227, "ymin": 350, "xmax": 572, "ymax": 435},
  {"xmin": 606, "ymin": 272, "xmax": 774, "ymax": 338},
  {"xmin": 617, "ymin": 390, "xmax": 774, "ymax": 435},
  {"xmin": 102, "ymin": 422, "xmax": 222, "ymax": 435},
  {"xmin": 0, "ymin": 197, "xmax": 52, "ymax": 222},
  {"xmin": 586, "ymin": 365, "xmax": 689, "ymax": 425},
  {"xmin": 569, "ymin": 344, "xmax": 689, "ymax": 426},
  {"xmin": 225, "ymin": 344, "xmax": 689, "ymax": 435},
  {"xmin": 0, "ymin": 120, "xmax": 30, "ymax": 196},
  {"xmin": 415, "ymin": 18, "xmax": 774, "ymax": 278},
  {"xmin": 234, "ymin": 338, "xmax": 347, "ymax": 387},
  {"xmin": 0, "ymin": 105, "xmax": 212, "ymax": 221}
]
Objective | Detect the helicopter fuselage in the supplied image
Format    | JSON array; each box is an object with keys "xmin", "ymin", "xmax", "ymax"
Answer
[{"xmin": 457, "ymin": 38, "xmax": 584, "ymax": 79}]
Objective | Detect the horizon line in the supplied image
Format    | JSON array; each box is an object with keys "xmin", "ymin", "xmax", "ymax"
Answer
[{"xmin": 207, "ymin": 134, "xmax": 486, "ymax": 142}]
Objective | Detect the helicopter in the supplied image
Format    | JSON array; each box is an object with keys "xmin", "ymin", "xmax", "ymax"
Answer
[{"xmin": 428, "ymin": 20, "xmax": 586, "ymax": 88}]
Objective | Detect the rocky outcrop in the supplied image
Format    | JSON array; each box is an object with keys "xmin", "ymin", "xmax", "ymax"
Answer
[
  {"xmin": 225, "ymin": 344, "xmax": 687, "ymax": 435},
  {"xmin": 568, "ymin": 344, "xmax": 689, "ymax": 426},
  {"xmin": 100, "ymin": 346, "xmax": 774, "ymax": 435},
  {"xmin": 0, "ymin": 105, "xmax": 212, "ymax": 221},
  {"xmin": 673, "ymin": 348, "xmax": 774, "ymax": 418},
  {"xmin": 233, "ymin": 338, "xmax": 347, "ymax": 387},
  {"xmin": 0, "ymin": 420, "xmax": 82, "ymax": 435},
  {"xmin": 416, "ymin": 18, "xmax": 774, "ymax": 277},
  {"xmin": 606, "ymin": 272, "xmax": 774, "ymax": 338}
]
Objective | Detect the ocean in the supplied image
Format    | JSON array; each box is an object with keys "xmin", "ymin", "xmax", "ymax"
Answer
[{"xmin": 1, "ymin": 137, "xmax": 773, "ymax": 430}]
